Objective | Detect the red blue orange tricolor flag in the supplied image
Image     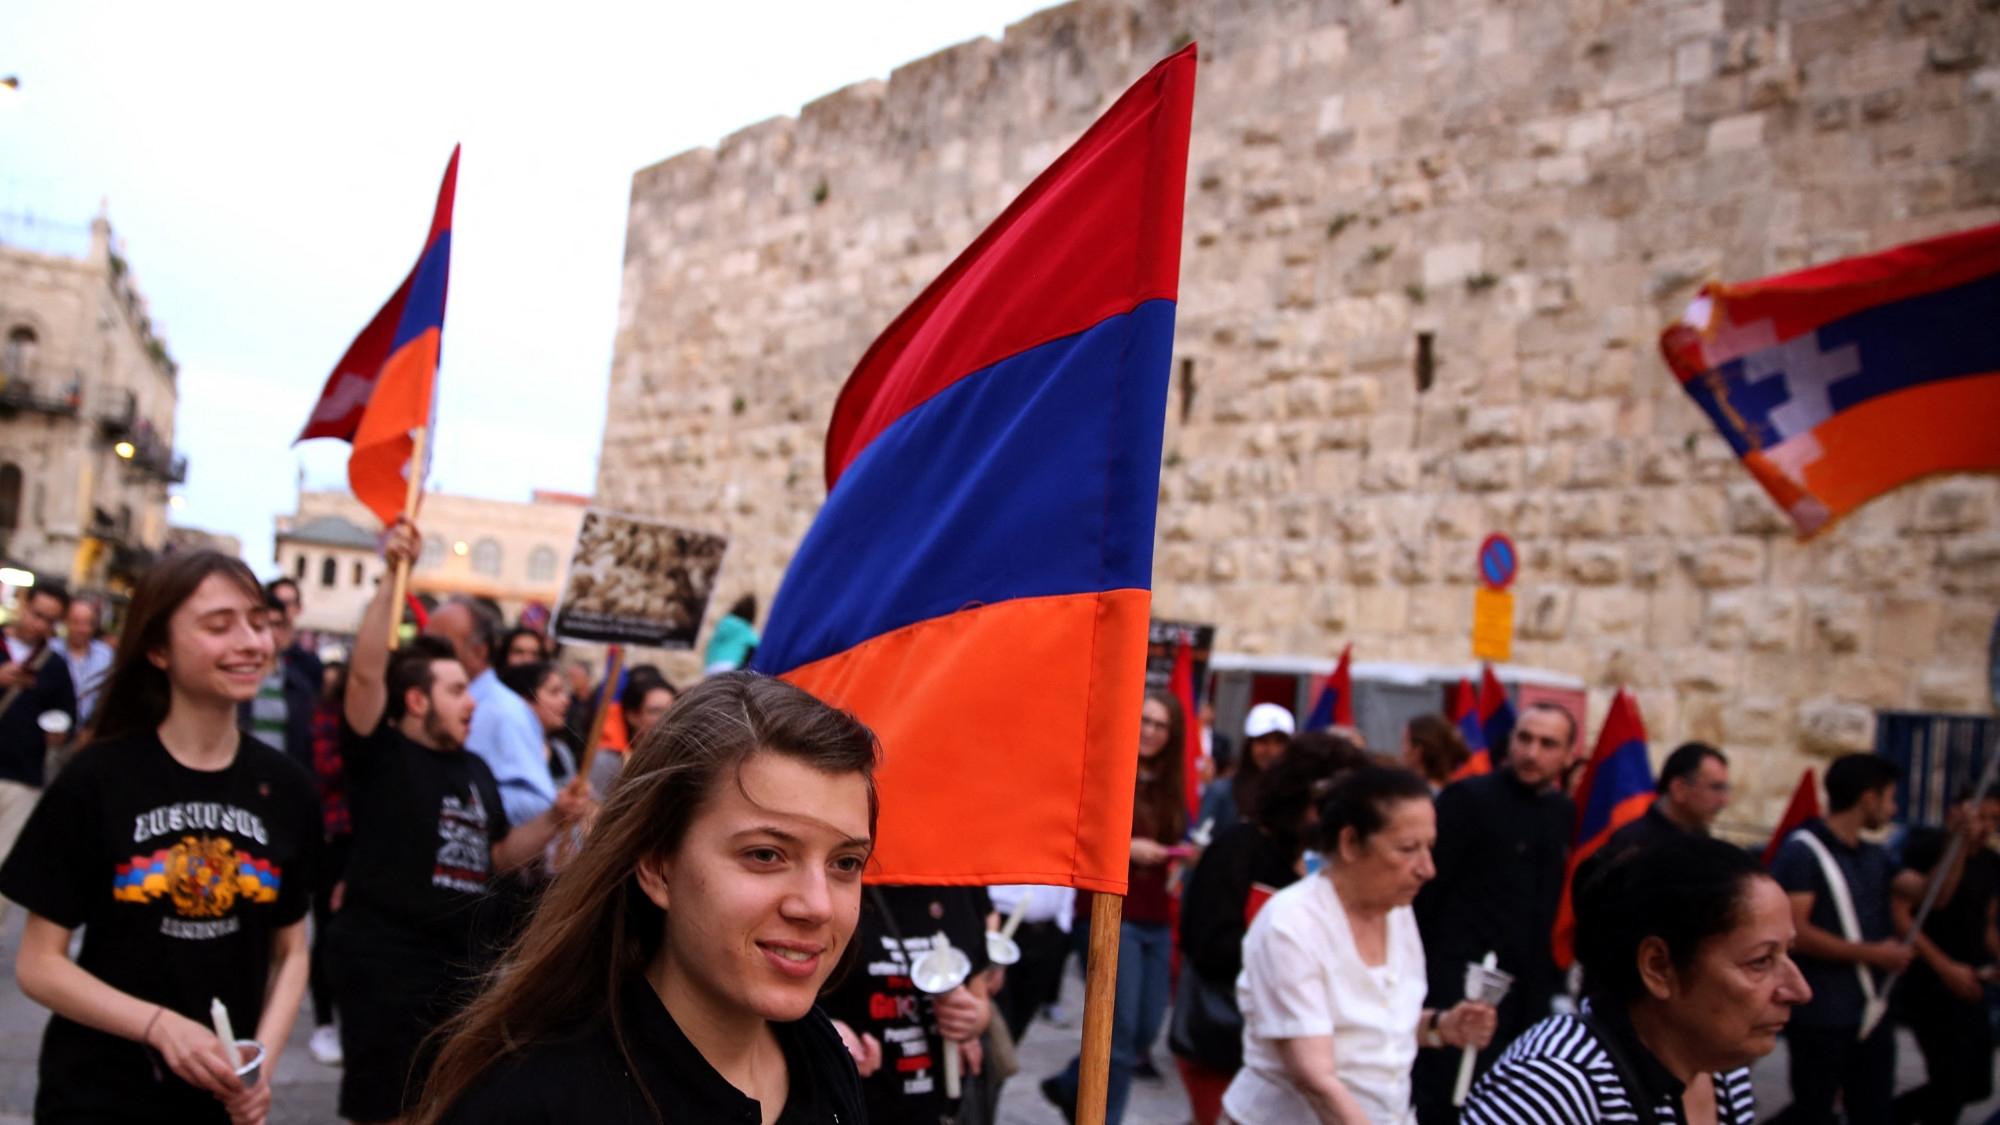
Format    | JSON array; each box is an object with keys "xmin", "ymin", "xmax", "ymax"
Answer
[
  {"xmin": 1661, "ymin": 221, "xmax": 2000, "ymax": 536},
  {"xmin": 1305, "ymin": 644, "xmax": 1354, "ymax": 730},
  {"xmin": 1477, "ymin": 664, "xmax": 1516, "ymax": 755},
  {"xmin": 1448, "ymin": 677, "xmax": 1491, "ymax": 781},
  {"xmin": 297, "ymin": 146, "xmax": 459, "ymax": 525},
  {"xmin": 753, "ymin": 48, "xmax": 1196, "ymax": 892},
  {"xmin": 1553, "ymin": 689, "xmax": 1656, "ymax": 967}
]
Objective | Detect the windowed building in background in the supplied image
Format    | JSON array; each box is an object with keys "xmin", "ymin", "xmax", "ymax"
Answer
[
  {"xmin": 0, "ymin": 209, "xmax": 198, "ymax": 597},
  {"xmin": 273, "ymin": 487, "xmax": 588, "ymax": 645}
]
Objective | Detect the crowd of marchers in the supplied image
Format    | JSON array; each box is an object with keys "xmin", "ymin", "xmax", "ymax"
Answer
[{"xmin": 0, "ymin": 524, "xmax": 1991, "ymax": 1125}]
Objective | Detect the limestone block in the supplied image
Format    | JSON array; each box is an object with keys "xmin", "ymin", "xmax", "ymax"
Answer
[
  {"xmin": 1830, "ymin": 659, "xmax": 1909, "ymax": 708},
  {"xmin": 1805, "ymin": 593, "xmax": 1867, "ymax": 654},
  {"xmin": 1876, "ymin": 595, "xmax": 1944, "ymax": 662},
  {"xmin": 1407, "ymin": 584, "xmax": 1469, "ymax": 636},
  {"xmin": 1279, "ymin": 547, "xmax": 1322, "ymax": 583},
  {"xmin": 1669, "ymin": 648, "xmax": 1742, "ymax": 693},
  {"xmin": 1914, "ymin": 478, "xmax": 1993, "ymax": 533},
  {"xmin": 1630, "ymin": 539, "xmax": 1673, "ymax": 588},
  {"xmin": 1313, "ymin": 586, "xmax": 1354, "ymax": 631},
  {"xmin": 1703, "ymin": 592, "xmax": 1750, "ymax": 650},
  {"xmin": 1917, "ymin": 666, "xmax": 1988, "ymax": 712},
  {"xmin": 1392, "ymin": 538, "xmax": 1436, "ymax": 584},
  {"xmin": 1315, "ymin": 418, "xmax": 1370, "ymax": 450},
  {"xmin": 1799, "ymin": 698, "xmax": 1878, "ymax": 756},
  {"xmin": 1519, "ymin": 586, "xmax": 1573, "ymax": 640},
  {"xmin": 1940, "ymin": 599, "xmax": 1996, "ymax": 659},
  {"xmin": 1362, "ymin": 452, "xmax": 1419, "ymax": 493},
  {"xmin": 1347, "ymin": 541, "xmax": 1385, "ymax": 585},
  {"xmin": 1568, "ymin": 441, "xmax": 1629, "ymax": 489},
  {"xmin": 1682, "ymin": 691, "xmax": 1727, "ymax": 745},
  {"xmin": 1161, "ymin": 505, "xmax": 1197, "ymax": 542},
  {"xmin": 1328, "ymin": 376, "xmax": 1381, "ymax": 417},
  {"xmin": 1597, "ymin": 646, "xmax": 1664, "ymax": 688},
  {"xmin": 1452, "ymin": 449, "xmax": 1520, "ymax": 492},
  {"xmin": 1463, "ymin": 406, "xmax": 1525, "ymax": 448},
  {"xmin": 1353, "ymin": 585, "xmax": 1410, "ymax": 634},
  {"xmin": 1208, "ymin": 545, "xmax": 1242, "ymax": 582},
  {"xmin": 1748, "ymin": 593, "xmax": 1801, "ymax": 653},
  {"xmin": 1576, "ymin": 587, "xmax": 1649, "ymax": 636},
  {"xmin": 1325, "ymin": 499, "xmax": 1377, "ymax": 542},
  {"xmin": 1538, "ymin": 401, "xmax": 1614, "ymax": 441},
  {"xmin": 1567, "ymin": 543, "xmax": 1627, "ymax": 585},
  {"xmin": 1284, "ymin": 380, "xmax": 1326, "ymax": 419},
  {"xmin": 1836, "ymin": 538, "xmax": 1928, "ymax": 591},
  {"xmin": 1525, "ymin": 446, "xmax": 1572, "ymax": 489},
  {"xmin": 1646, "ymin": 249, "xmax": 1722, "ymax": 300},
  {"xmin": 1422, "ymin": 241, "xmax": 1483, "ymax": 288},
  {"xmin": 1689, "ymin": 539, "xmax": 1763, "ymax": 588},
  {"xmin": 1726, "ymin": 483, "xmax": 1792, "ymax": 535},
  {"xmin": 1726, "ymin": 696, "xmax": 1789, "ymax": 747},
  {"xmin": 1162, "ymin": 545, "xmax": 1204, "ymax": 582},
  {"xmin": 1554, "ymin": 494, "xmax": 1615, "ymax": 538}
]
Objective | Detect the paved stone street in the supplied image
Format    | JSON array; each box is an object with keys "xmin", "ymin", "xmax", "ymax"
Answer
[{"xmin": 2, "ymin": 911, "xmax": 1999, "ymax": 1125}]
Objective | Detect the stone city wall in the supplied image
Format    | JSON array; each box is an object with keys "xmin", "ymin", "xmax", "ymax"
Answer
[{"xmin": 594, "ymin": 0, "xmax": 2000, "ymax": 830}]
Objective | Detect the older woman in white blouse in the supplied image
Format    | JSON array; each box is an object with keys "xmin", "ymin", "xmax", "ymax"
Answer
[{"xmin": 1224, "ymin": 767, "xmax": 1497, "ymax": 1125}]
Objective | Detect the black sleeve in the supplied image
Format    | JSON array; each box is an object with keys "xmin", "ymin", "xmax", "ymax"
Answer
[
  {"xmin": 436, "ymin": 1060, "xmax": 559, "ymax": 1125},
  {"xmin": 275, "ymin": 764, "xmax": 323, "ymax": 928},
  {"xmin": 41, "ymin": 656, "xmax": 76, "ymax": 727},
  {"xmin": 0, "ymin": 761, "xmax": 100, "ymax": 929},
  {"xmin": 1180, "ymin": 826, "xmax": 1258, "ymax": 983},
  {"xmin": 337, "ymin": 719, "xmax": 387, "ymax": 784},
  {"xmin": 1414, "ymin": 781, "xmax": 1476, "ymax": 939}
]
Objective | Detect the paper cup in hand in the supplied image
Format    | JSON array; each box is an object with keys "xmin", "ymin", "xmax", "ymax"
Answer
[
  {"xmin": 233, "ymin": 1040, "xmax": 266, "ymax": 1087},
  {"xmin": 36, "ymin": 710, "xmax": 71, "ymax": 735},
  {"xmin": 985, "ymin": 930, "xmax": 1022, "ymax": 966}
]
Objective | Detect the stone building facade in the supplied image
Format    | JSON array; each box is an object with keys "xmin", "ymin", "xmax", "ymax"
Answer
[
  {"xmin": 595, "ymin": 0, "xmax": 2000, "ymax": 829},
  {"xmin": 0, "ymin": 213, "xmax": 184, "ymax": 594},
  {"xmin": 277, "ymin": 488, "xmax": 588, "ymax": 636}
]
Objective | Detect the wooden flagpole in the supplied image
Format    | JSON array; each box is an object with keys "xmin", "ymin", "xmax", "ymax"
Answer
[
  {"xmin": 571, "ymin": 645, "xmax": 624, "ymax": 786},
  {"xmin": 1076, "ymin": 892, "xmax": 1124, "ymax": 1125},
  {"xmin": 385, "ymin": 425, "xmax": 427, "ymax": 652}
]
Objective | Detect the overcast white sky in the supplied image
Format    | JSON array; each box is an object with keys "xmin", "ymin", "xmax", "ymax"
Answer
[{"xmin": 0, "ymin": 2, "xmax": 1053, "ymax": 574}]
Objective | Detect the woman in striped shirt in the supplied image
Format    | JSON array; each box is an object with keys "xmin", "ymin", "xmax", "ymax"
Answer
[{"xmin": 1462, "ymin": 835, "xmax": 1810, "ymax": 1125}]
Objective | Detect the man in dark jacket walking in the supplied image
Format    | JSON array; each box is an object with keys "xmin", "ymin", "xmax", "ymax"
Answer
[
  {"xmin": 0, "ymin": 580, "xmax": 77, "ymax": 929},
  {"xmin": 1411, "ymin": 701, "xmax": 1576, "ymax": 1125}
]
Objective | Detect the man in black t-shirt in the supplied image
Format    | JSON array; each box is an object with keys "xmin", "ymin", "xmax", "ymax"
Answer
[
  {"xmin": 1890, "ymin": 792, "xmax": 2000, "ymax": 1125},
  {"xmin": 333, "ymin": 522, "xmax": 592, "ymax": 1124},
  {"xmin": 823, "ymin": 884, "xmax": 994, "ymax": 1125}
]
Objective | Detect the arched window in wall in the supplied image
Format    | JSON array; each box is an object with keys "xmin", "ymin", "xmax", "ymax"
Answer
[
  {"xmin": 3, "ymin": 327, "xmax": 37, "ymax": 381},
  {"xmin": 352, "ymin": 560, "xmax": 365, "ymax": 586},
  {"xmin": 320, "ymin": 556, "xmax": 337, "ymax": 588},
  {"xmin": 471, "ymin": 538, "xmax": 502, "ymax": 577},
  {"xmin": 419, "ymin": 537, "xmax": 444, "ymax": 570},
  {"xmin": 0, "ymin": 464, "xmax": 21, "ymax": 531},
  {"xmin": 527, "ymin": 546, "xmax": 558, "ymax": 583},
  {"xmin": 294, "ymin": 553, "xmax": 308, "ymax": 579}
]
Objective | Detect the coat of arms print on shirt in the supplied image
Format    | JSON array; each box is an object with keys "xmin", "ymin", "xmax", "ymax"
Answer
[{"xmin": 115, "ymin": 802, "xmax": 283, "ymax": 939}]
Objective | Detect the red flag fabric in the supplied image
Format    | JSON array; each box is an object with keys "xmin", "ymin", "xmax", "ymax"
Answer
[
  {"xmin": 1762, "ymin": 768, "xmax": 1822, "ymax": 866},
  {"xmin": 1171, "ymin": 637, "xmax": 1201, "ymax": 817},
  {"xmin": 1305, "ymin": 644, "xmax": 1354, "ymax": 729},
  {"xmin": 1553, "ymin": 690, "xmax": 1656, "ymax": 967},
  {"xmin": 297, "ymin": 146, "xmax": 459, "ymax": 524}
]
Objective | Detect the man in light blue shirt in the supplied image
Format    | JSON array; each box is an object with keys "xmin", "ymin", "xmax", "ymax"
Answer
[
  {"xmin": 59, "ymin": 599, "xmax": 115, "ymax": 728},
  {"xmin": 427, "ymin": 596, "xmax": 556, "ymax": 825}
]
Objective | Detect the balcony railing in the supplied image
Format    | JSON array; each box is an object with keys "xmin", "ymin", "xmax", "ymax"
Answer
[{"xmin": 0, "ymin": 373, "xmax": 83, "ymax": 418}]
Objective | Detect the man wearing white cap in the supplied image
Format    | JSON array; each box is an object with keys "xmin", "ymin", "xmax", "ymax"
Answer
[{"xmin": 1196, "ymin": 702, "xmax": 1295, "ymax": 832}]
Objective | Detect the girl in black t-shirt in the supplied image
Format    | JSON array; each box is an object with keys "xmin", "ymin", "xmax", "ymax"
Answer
[
  {"xmin": 414, "ymin": 672, "xmax": 879, "ymax": 1125},
  {"xmin": 0, "ymin": 550, "xmax": 323, "ymax": 1124}
]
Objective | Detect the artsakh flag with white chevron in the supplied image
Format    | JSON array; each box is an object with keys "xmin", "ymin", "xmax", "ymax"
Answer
[{"xmin": 1660, "ymin": 222, "xmax": 2000, "ymax": 537}]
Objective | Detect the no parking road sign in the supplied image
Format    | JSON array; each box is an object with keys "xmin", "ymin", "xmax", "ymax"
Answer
[{"xmin": 1473, "ymin": 533, "xmax": 1517, "ymax": 661}]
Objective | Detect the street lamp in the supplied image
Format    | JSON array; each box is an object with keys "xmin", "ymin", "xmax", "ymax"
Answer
[
  {"xmin": 113, "ymin": 441, "xmax": 135, "ymax": 459},
  {"xmin": 452, "ymin": 540, "xmax": 469, "ymax": 556}
]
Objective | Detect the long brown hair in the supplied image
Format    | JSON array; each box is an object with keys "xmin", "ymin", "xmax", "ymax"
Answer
[
  {"xmin": 85, "ymin": 550, "xmax": 266, "ymax": 748},
  {"xmin": 1135, "ymin": 688, "xmax": 1187, "ymax": 844},
  {"xmin": 415, "ymin": 672, "xmax": 879, "ymax": 1124}
]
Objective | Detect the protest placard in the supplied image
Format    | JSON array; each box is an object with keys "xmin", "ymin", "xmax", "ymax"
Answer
[{"xmin": 551, "ymin": 509, "xmax": 729, "ymax": 648}]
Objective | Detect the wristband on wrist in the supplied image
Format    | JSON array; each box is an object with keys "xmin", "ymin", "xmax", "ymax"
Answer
[{"xmin": 141, "ymin": 1005, "xmax": 165, "ymax": 1047}]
